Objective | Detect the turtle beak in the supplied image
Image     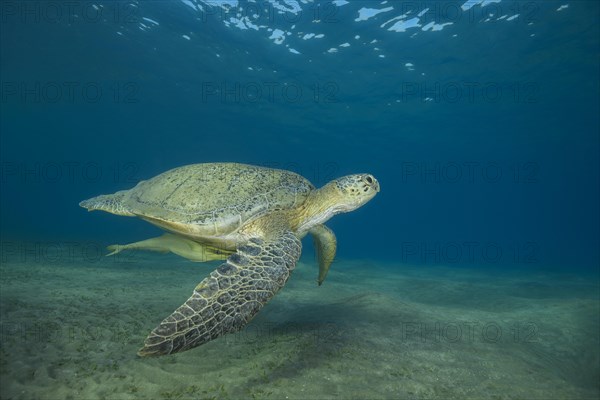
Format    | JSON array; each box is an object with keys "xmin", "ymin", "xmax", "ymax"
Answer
[{"xmin": 373, "ymin": 179, "xmax": 380, "ymax": 193}]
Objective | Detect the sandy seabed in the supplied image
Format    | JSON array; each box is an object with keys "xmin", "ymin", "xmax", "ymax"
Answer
[{"xmin": 1, "ymin": 245, "xmax": 598, "ymax": 400}]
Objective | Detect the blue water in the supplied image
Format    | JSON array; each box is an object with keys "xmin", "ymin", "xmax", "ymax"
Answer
[
  {"xmin": 1, "ymin": 1, "xmax": 598, "ymax": 272},
  {"xmin": 0, "ymin": 1, "xmax": 599, "ymax": 398}
]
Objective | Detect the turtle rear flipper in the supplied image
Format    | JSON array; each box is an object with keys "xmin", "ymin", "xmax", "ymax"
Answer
[
  {"xmin": 137, "ymin": 230, "xmax": 302, "ymax": 357},
  {"xmin": 106, "ymin": 234, "xmax": 229, "ymax": 262},
  {"xmin": 106, "ymin": 244, "xmax": 130, "ymax": 257}
]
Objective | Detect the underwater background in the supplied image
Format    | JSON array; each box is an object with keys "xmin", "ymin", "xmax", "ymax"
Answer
[{"xmin": 1, "ymin": 1, "xmax": 598, "ymax": 399}]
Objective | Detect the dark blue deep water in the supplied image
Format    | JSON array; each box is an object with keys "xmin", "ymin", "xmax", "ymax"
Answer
[
  {"xmin": 2, "ymin": 0, "xmax": 598, "ymax": 270},
  {"xmin": 0, "ymin": 1, "xmax": 599, "ymax": 399}
]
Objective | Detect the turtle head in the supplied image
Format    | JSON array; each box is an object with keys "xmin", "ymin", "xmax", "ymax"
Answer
[
  {"xmin": 299, "ymin": 173, "xmax": 379, "ymax": 234},
  {"xmin": 327, "ymin": 173, "xmax": 380, "ymax": 213}
]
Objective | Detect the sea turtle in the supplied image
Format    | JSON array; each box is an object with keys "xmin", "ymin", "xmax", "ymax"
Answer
[{"xmin": 80, "ymin": 162, "xmax": 379, "ymax": 356}]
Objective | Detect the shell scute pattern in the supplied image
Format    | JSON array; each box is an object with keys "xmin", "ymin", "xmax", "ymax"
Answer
[{"xmin": 122, "ymin": 163, "xmax": 314, "ymax": 234}]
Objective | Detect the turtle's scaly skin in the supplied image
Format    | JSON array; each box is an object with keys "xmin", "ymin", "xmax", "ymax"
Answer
[
  {"xmin": 138, "ymin": 228, "xmax": 301, "ymax": 356},
  {"xmin": 80, "ymin": 162, "xmax": 380, "ymax": 356}
]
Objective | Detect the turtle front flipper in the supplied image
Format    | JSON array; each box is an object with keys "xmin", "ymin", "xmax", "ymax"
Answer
[
  {"xmin": 137, "ymin": 230, "xmax": 302, "ymax": 357},
  {"xmin": 310, "ymin": 224, "xmax": 337, "ymax": 285},
  {"xmin": 107, "ymin": 234, "xmax": 230, "ymax": 262}
]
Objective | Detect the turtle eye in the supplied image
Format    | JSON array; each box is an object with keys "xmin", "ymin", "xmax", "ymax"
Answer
[{"xmin": 365, "ymin": 175, "xmax": 373, "ymax": 184}]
